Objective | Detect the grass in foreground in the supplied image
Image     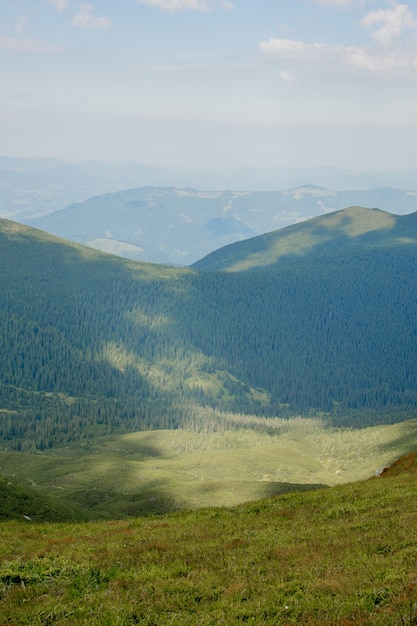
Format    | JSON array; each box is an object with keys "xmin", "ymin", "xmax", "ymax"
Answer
[{"xmin": 1, "ymin": 455, "xmax": 417, "ymax": 624}]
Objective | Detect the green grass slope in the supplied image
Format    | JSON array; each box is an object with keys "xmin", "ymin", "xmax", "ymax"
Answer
[
  {"xmin": 192, "ymin": 206, "xmax": 417, "ymax": 271},
  {"xmin": 2, "ymin": 417, "xmax": 417, "ymax": 518},
  {"xmin": 0, "ymin": 475, "xmax": 90, "ymax": 522},
  {"xmin": 1, "ymin": 454, "xmax": 417, "ymax": 624}
]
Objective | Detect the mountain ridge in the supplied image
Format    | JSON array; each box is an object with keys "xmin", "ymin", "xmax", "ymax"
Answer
[
  {"xmin": 1, "ymin": 207, "xmax": 417, "ymax": 450},
  {"xmin": 193, "ymin": 205, "xmax": 417, "ymax": 271},
  {"xmin": 25, "ymin": 186, "xmax": 417, "ymax": 266}
]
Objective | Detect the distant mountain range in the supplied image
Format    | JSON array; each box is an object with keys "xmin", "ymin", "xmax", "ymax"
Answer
[
  {"xmin": 1, "ymin": 206, "xmax": 417, "ymax": 451},
  {"xmin": 26, "ymin": 185, "xmax": 417, "ymax": 265},
  {"xmin": 0, "ymin": 157, "xmax": 176, "ymax": 220},
  {"xmin": 1, "ymin": 155, "xmax": 417, "ymax": 215},
  {"xmin": 1, "ymin": 156, "xmax": 417, "ymax": 265}
]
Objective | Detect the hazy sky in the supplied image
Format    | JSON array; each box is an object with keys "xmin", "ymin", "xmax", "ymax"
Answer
[{"xmin": 1, "ymin": 0, "xmax": 417, "ymax": 170}]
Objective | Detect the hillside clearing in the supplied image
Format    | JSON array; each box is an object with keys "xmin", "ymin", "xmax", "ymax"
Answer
[{"xmin": 2, "ymin": 416, "xmax": 417, "ymax": 517}]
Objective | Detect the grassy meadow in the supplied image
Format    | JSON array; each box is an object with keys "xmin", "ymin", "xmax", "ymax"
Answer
[
  {"xmin": 2, "ymin": 414, "xmax": 417, "ymax": 517},
  {"xmin": 1, "ymin": 453, "xmax": 417, "ymax": 624}
]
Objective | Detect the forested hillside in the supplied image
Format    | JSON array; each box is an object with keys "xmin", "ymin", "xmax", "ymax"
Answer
[
  {"xmin": 193, "ymin": 206, "xmax": 417, "ymax": 271},
  {"xmin": 1, "ymin": 209, "xmax": 417, "ymax": 451},
  {"xmin": 0, "ymin": 221, "xmax": 208, "ymax": 449}
]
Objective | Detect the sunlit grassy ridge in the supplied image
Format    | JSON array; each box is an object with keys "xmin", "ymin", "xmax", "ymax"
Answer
[
  {"xmin": 193, "ymin": 206, "xmax": 417, "ymax": 271},
  {"xmin": 2, "ymin": 416, "xmax": 417, "ymax": 518},
  {"xmin": 1, "ymin": 455, "xmax": 417, "ymax": 624}
]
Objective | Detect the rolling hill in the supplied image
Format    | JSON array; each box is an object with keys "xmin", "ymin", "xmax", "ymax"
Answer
[
  {"xmin": 0, "ymin": 475, "xmax": 90, "ymax": 522},
  {"xmin": 1, "ymin": 207, "xmax": 417, "ymax": 453},
  {"xmin": 0, "ymin": 157, "xmax": 178, "ymax": 220},
  {"xmin": 26, "ymin": 186, "xmax": 417, "ymax": 265},
  {"xmin": 193, "ymin": 205, "xmax": 417, "ymax": 271},
  {"xmin": 3, "ymin": 155, "xmax": 417, "ymax": 225},
  {"xmin": 2, "ymin": 417, "xmax": 417, "ymax": 518}
]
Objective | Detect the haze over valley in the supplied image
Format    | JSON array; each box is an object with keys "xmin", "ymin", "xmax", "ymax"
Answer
[{"xmin": 1, "ymin": 157, "xmax": 417, "ymax": 265}]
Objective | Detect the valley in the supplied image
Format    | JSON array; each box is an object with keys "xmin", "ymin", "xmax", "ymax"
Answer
[
  {"xmin": 1, "ymin": 194, "xmax": 417, "ymax": 623},
  {"xmin": 26, "ymin": 185, "xmax": 417, "ymax": 266},
  {"xmin": 2, "ymin": 416, "xmax": 417, "ymax": 519},
  {"xmin": 1, "ymin": 207, "xmax": 417, "ymax": 450}
]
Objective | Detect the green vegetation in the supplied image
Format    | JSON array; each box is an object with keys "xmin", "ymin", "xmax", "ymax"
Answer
[
  {"xmin": 2, "ymin": 416, "xmax": 417, "ymax": 518},
  {"xmin": 1, "ymin": 210, "xmax": 417, "ymax": 452},
  {"xmin": 0, "ymin": 475, "xmax": 90, "ymax": 522},
  {"xmin": 1, "ymin": 456, "xmax": 417, "ymax": 624},
  {"xmin": 29, "ymin": 182, "xmax": 417, "ymax": 266},
  {"xmin": 2, "ymin": 209, "xmax": 417, "ymax": 622},
  {"xmin": 192, "ymin": 206, "xmax": 417, "ymax": 271}
]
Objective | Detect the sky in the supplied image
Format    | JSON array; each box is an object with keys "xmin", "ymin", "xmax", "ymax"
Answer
[{"xmin": 1, "ymin": 0, "xmax": 417, "ymax": 171}]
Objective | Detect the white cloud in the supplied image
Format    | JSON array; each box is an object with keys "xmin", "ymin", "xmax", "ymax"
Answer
[
  {"xmin": 361, "ymin": 3, "xmax": 417, "ymax": 44},
  {"xmin": 313, "ymin": 0, "xmax": 375, "ymax": 6},
  {"xmin": 260, "ymin": 34, "xmax": 417, "ymax": 72},
  {"xmin": 47, "ymin": 0, "xmax": 69, "ymax": 11},
  {"xmin": 279, "ymin": 69, "xmax": 296, "ymax": 84},
  {"xmin": 346, "ymin": 45, "xmax": 417, "ymax": 70},
  {"xmin": 260, "ymin": 2, "xmax": 417, "ymax": 75},
  {"xmin": 71, "ymin": 4, "xmax": 112, "ymax": 30},
  {"xmin": 0, "ymin": 37, "xmax": 63, "ymax": 53},
  {"xmin": 260, "ymin": 38, "xmax": 341, "ymax": 61},
  {"xmin": 314, "ymin": 0, "xmax": 358, "ymax": 6},
  {"xmin": 135, "ymin": 0, "xmax": 233, "ymax": 12},
  {"xmin": 136, "ymin": 0, "xmax": 209, "ymax": 9}
]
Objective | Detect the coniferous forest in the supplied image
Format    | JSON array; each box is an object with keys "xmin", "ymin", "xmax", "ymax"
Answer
[{"xmin": 1, "ymin": 208, "xmax": 417, "ymax": 451}]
